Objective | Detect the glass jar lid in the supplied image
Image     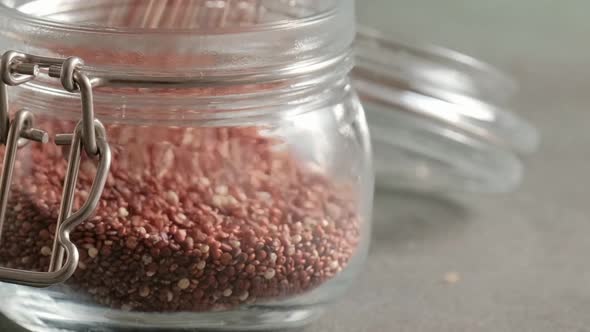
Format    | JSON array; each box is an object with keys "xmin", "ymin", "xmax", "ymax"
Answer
[{"xmin": 353, "ymin": 27, "xmax": 539, "ymax": 193}]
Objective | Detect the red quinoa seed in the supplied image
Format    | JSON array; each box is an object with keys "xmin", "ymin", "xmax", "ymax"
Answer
[{"xmin": 0, "ymin": 123, "xmax": 361, "ymax": 312}]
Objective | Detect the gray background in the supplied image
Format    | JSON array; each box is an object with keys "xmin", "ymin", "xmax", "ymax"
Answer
[
  {"xmin": 312, "ymin": 1, "xmax": 590, "ymax": 331},
  {"xmin": 2, "ymin": 1, "xmax": 589, "ymax": 331}
]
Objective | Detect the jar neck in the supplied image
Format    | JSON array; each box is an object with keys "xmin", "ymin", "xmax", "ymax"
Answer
[
  {"xmin": 13, "ymin": 53, "xmax": 355, "ymax": 125},
  {"xmin": 0, "ymin": 0, "xmax": 355, "ymax": 84},
  {"xmin": 0, "ymin": 0, "xmax": 356, "ymax": 123}
]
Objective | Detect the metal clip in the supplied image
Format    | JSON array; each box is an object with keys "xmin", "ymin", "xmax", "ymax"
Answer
[
  {"xmin": 50, "ymin": 122, "xmax": 111, "ymax": 273},
  {"xmin": 50, "ymin": 56, "xmax": 98, "ymax": 156},
  {"xmin": 0, "ymin": 51, "xmax": 98, "ymax": 156},
  {"xmin": 0, "ymin": 51, "xmax": 39, "ymax": 146},
  {"xmin": 0, "ymin": 110, "xmax": 48, "ymax": 240},
  {"xmin": 0, "ymin": 121, "xmax": 111, "ymax": 287},
  {"xmin": 0, "ymin": 50, "xmax": 111, "ymax": 287}
]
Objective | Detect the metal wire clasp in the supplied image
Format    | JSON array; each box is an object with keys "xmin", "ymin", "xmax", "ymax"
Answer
[
  {"xmin": 0, "ymin": 51, "xmax": 98, "ymax": 155},
  {"xmin": 0, "ymin": 51, "xmax": 111, "ymax": 287}
]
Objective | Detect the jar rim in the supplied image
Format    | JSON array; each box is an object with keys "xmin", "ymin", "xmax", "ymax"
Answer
[
  {"xmin": 0, "ymin": 0, "xmax": 339, "ymax": 35},
  {"xmin": 0, "ymin": 0, "xmax": 355, "ymax": 86}
]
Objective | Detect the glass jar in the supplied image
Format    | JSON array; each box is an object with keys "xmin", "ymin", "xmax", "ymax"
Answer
[
  {"xmin": 0, "ymin": 1, "xmax": 540, "ymax": 331},
  {"xmin": 354, "ymin": 27, "xmax": 539, "ymax": 193},
  {"xmin": 0, "ymin": 0, "xmax": 373, "ymax": 331}
]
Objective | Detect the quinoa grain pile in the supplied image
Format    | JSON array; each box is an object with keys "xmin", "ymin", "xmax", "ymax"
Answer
[{"xmin": 0, "ymin": 123, "xmax": 361, "ymax": 312}]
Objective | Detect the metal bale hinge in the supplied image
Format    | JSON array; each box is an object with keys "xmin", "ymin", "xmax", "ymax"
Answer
[{"xmin": 0, "ymin": 51, "xmax": 111, "ymax": 287}]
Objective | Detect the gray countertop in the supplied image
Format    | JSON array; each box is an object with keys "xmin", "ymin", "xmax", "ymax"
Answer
[
  {"xmin": 2, "ymin": 1, "xmax": 588, "ymax": 331},
  {"xmin": 311, "ymin": 2, "xmax": 590, "ymax": 331}
]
